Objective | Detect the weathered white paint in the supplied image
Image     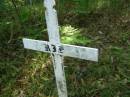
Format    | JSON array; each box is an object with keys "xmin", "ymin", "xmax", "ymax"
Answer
[
  {"xmin": 23, "ymin": 38, "xmax": 98, "ymax": 61},
  {"xmin": 29, "ymin": 0, "xmax": 32, "ymax": 5},
  {"xmin": 44, "ymin": 0, "xmax": 68, "ymax": 97},
  {"xmin": 22, "ymin": 0, "xmax": 99, "ymax": 97}
]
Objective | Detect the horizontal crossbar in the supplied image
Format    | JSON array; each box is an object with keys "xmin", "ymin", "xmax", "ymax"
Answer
[{"xmin": 23, "ymin": 38, "xmax": 98, "ymax": 61}]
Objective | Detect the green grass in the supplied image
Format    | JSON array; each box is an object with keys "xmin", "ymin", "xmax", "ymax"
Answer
[{"xmin": 0, "ymin": 1, "xmax": 130, "ymax": 97}]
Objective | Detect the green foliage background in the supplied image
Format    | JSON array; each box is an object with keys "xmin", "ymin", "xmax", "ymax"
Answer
[{"xmin": 0, "ymin": 0, "xmax": 130, "ymax": 97}]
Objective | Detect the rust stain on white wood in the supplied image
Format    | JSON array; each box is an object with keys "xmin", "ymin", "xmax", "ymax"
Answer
[{"xmin": 23, "ymin": 38, "xmax": 98, "ymax": 62}]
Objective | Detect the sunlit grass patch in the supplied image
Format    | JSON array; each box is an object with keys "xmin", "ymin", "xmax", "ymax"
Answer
[{"xmin": 60, "ymin": 25, "xmax": 92, "ymax": 45}]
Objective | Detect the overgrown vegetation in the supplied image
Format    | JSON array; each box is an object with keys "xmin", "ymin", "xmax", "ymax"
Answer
[{"xmin": 0, "ymin": 0, "xmax": 130, "ymax": 97}]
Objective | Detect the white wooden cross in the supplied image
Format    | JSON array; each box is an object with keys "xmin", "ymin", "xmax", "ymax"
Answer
[{"xmin": 23, "ymin": 0, "xmax": 98, "ymax": 97}]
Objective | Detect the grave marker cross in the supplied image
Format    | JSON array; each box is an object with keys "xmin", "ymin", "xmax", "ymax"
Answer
[{"xmin": 23, "ymin": 0, "xmax": 98, "ymax": 97}]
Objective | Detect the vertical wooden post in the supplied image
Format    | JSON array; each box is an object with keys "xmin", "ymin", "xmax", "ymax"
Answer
[
  {"xmin": 44, "ymin": 0, "xmax": 68, "ymax": 97},
  {"xmin": 29, "ymin": 0, "xmax": 32, "ymax": 5}
]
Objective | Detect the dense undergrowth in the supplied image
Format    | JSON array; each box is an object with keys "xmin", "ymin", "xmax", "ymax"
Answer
[{"xmin": 0, "ymin": 0, "xmax": 130, "ymax": 97}]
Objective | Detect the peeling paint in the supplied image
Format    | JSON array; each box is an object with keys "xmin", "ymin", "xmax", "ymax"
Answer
[
  {"xmin": 23, "ymin": 38, "xmax": 98, "ymax": 61},
  {"xmin": 44, "ymin": 0, "xmax": 68, "ymax": 97}
]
